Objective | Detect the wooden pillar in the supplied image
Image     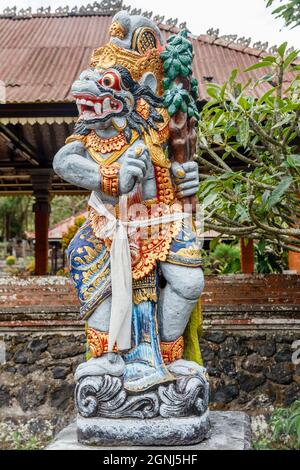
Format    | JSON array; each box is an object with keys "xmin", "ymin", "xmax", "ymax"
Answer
[
  {"xmin": 31, "ymin": 171, "xmax": 52, "ymax": 276},
  {"xmin": 240, "ymin": 238, "xmax": 254, "ymax": 274},
  {"xmin": 288, "ymin": 251, "xmax": 300, "ymax": 273}
]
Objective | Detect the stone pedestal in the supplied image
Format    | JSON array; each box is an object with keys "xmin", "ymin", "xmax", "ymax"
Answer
[
  {"xmin": 74, "ymin": 360, "xmax": 210, "ymax": 447},
  {"xmin": 77, "ymin": 412, "xmax": 210, "ymax": 447},
  {"xmin": 46, "ymin": 411, "xmax": 251, "ymax": 450}
]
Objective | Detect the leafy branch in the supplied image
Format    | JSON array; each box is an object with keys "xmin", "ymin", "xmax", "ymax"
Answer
[
  {"xmin": 198, "ymin": 43, "xmax": 300, "ymax": 253},
  {"xmin": 266, "ymin": 0, "xmax": 300, "ymax": 29}
]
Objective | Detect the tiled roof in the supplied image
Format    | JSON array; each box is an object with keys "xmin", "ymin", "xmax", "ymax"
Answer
[{"xmin": 0, "ymin": 12, "xmax": 297, "ymax": 104}]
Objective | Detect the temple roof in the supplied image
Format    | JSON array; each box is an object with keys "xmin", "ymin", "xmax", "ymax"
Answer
[
  {"xmin": 0, "ymin": 2, "xmax": 298, "ymax": 105},
  {"xmin": 0, "ymin": 2, "xmax": 298, "ymax": 196}
]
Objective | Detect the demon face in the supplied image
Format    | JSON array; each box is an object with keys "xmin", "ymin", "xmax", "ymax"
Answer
[
  {"xmin": 72, "ymin": 68, "xmax": 131, "ymax": 127},
  {"xmin": 71, "ymin": 65, "xmax": 164, "ymax": 141}
]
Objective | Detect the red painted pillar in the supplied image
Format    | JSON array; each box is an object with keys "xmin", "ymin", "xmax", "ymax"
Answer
[
  {"xmin": 240, "ymin": 238, "xmax": 254, "ymax": 274},
  {"xmin": 31, "ymin": 171, "xmax": 52, "ymax": 276},
  {"xmin": 288, "ymin": 251, "xmax": 300, "ymax": 273}
]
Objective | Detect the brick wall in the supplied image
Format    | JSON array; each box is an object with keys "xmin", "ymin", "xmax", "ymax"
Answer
[
  {"xmin": 2, "ymin": 274, "xmax": 300, "ymax": 310},
  {"xmin": 0, "ymin": 275, "xmax": 299, "ymax": 425}
]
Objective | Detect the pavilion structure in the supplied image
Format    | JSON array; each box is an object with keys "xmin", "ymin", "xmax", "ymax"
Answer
[{"xmin": 0, "ymin": 1, "xmax": 298, "ymax": 274}]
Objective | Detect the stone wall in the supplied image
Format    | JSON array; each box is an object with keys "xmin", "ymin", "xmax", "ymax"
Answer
[{"xmin": 0, "ymin": 275, "xmax": 299, "ymax": 430}]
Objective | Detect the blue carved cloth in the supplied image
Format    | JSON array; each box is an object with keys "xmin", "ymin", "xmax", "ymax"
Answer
[
  {"xmin": 67, "ymin": 221, "xmax": 111, "ymax": 320},
  {"xmin": 167, "ymin": 224, "xmax": 202, "ymax": 267}
]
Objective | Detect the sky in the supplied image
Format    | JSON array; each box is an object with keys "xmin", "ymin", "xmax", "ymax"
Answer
[{"xmin": 0, "ymin": 0, "xmax": 299, "ymax": 49}]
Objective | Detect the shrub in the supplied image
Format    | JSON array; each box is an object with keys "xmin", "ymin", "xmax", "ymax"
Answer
[
  {"xmin": 203, "ymin": 242, "xmax": 241, "ymax": 275},
  {"xmin": 62, "ymin": 216, "xmax": 85, "ymax": 250},
  {"xmin": 6, "ymin": 256, "xmax": 16, "ymax": 266},
  {"xmin": 253, "ymin": 400, "xmax": 300, "ymax": 450}
]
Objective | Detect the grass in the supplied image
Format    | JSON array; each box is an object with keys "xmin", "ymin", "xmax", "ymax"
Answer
[{"xmin": 252, "ymin": 400, "xmax": 300, "ymax": 450}]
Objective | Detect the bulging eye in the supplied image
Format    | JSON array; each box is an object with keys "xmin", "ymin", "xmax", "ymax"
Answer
[{"xmin": 99, "ymin": 72, "xmax": 121, "ymax": 91}]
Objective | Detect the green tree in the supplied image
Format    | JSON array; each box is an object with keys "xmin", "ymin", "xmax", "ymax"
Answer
[
  {"xmin": 266, "ymin": 0, "xmax": 300, "ymax": 29},
  {"xmin": 50, "ymin": 195, "xmax": 87, "ymax": 226},
  {"xmin": 0, "ymin": 196, "xmax": 33, "ymax": 240},
  {"xmin": 198, "ymin": 43, "xmax": 300, "ymax": 253}
]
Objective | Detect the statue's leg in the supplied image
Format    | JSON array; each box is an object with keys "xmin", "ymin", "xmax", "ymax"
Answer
[
  {"xmin": 75, "ymin": 297, "xmax": 126, "ymax": 381},
  {"xmin": 158, "ymin": 262, "xmax": 204, "ymax": 342},
  {"xmin": 122, "ymin": 298, "xmax": 175, "ymax": 393},
  {"xmin": 68, "ymin": 220, "xmax": 125, "ymax": 382}
]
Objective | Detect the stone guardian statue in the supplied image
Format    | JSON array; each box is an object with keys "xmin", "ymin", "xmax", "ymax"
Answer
[{"xmin": 53, "ymin": 11, "xmax": 210, "ymax": 446}]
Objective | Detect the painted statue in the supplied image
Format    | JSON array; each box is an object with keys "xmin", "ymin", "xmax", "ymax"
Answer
[{"xmin": 53, "ymin": 11, "xmax": 209, "ymax": 446}]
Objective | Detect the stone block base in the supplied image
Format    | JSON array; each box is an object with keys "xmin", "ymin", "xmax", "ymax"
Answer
[
  {"xmin": 77, "ymin": 411, "xmax": 210, "ymax": 447},
  {"xmin": 46, "ymin": 411, "xmax": 251, "ymax": 450}
]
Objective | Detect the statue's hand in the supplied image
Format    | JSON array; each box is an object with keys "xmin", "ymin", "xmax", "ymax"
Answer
[
  {"xmin": 119, "ymin": 145, "xmax": 149, "ymax": 194},
  {"xmin": 172, "ymin": 161, "xmax": 199, "ymax": 199}
]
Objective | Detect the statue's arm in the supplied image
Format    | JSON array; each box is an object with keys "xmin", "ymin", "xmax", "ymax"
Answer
[
  {"xmin": 54, "ymin": 141, "xmax": 151, "ymax": 195},
  {"xmin": 53, "ymin": 141, "xmax": 102, "ymax": 192}
]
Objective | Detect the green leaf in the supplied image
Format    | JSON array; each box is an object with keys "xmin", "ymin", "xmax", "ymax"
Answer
[
  {"xmin": 180, "ymin": 101, "xmax": 188, "ymax": 113},
  {"xmin": 163, "ymin": 57, "xmax": 173, "ymax": 70},
  {"xmin": 179, "ymin": 88, "xmax": 190, "ymax": 102},
  {"xmin": 173, "ymin": 59, "xmax": 181, "ymax": 72},
  {"xmin": 267, "ymin": 177, "xmax": 293, "ymax": 209},
  {"xmin": 244, "ymin": 61, "xmax": 272, "ymax": 72},
  {"xmin": 277, "ymin": 42, "xmax": 288, "ymax": 58},
  {"xmin": 272, "ymin": 115, "xmax": 291, "ymax": 129},
  {"xmin": 260, "ymin": 56, "xmax": 277, "ymax": 63},
  {"xmin": 254, "ymin": 73, "xmax": 276, "ymax": 86},
  {"xmin": 257, "ymin": 87, "xmax": 276, "ymax": 105},
  {"xmin": 229, "ymin": 69, "xmax": 238, "ymax": 84},
  {"xmin": 206, "ymin": 86, "xmax": 220, "ymax": 99},
  {"xmin": 162, "ymin": 77, "xmax": 171, "ymax": 91},
  {"xmin": 238, "ymin": 119, "xmax": 250, "ymax": 147},
  {"xmin": 283, "ymin": 50, "xmax": 299, "ymax": 70},
  {"xmin": 168, "ymin": 104, "xmax": 177, "ymax": 116},
  {"xmin": 160, "ymin": 50, "xmax": 171, "ymax": 60},
  {"xmin": 180, "ymin": 54, "xmax": 192, "ymax": 66},
  {"xmin": 202, "ymin": 192, "xmax": 219, "ymax": 209},
  {"xmin": 209, "ymin": 236, "xmax": 221, "ymax": 251},
  {"xmin": 173, "ymin": 93, "xmax": 183, "ymax": 107},
  {"xmin": 180, "ymin": 64, "xmax": 191, "ymax": 77},
  {"xmin": 164, "ymin": 92, "xmax": 173, "ymax": 106},
  {"xmin": 286, "ymin": 154, "xmax": 300, "ymax": 168}
]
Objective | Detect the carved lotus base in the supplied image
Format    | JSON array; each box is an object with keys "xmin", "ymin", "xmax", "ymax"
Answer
[{"xmin": 75, "ymin": 360, "xmax": 210, "ymax": 446}]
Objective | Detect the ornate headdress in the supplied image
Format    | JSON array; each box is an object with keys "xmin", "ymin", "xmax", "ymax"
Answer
[{"xmin": 90, "ymin": 12, "xmax": 164, "ymax": 95}]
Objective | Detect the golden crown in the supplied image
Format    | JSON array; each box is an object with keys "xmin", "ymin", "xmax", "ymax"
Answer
[{"xmin": 90, "ymin": 25, "xmax": 164, "ymax": 95}]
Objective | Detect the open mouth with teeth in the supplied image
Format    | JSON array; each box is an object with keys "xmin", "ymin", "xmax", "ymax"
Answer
[{"xmin": 74, "ymin": 93, "xmax": 124, "ymax": 121}]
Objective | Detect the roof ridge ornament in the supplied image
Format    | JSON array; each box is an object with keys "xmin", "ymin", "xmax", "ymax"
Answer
[
  {"xmin": 166, "ymin": 17, "xmax": 178, "ymax": 28},
  {"xmin": 0, "ymin": 1, "xmax": 124, "ymax": 18},
  {"xmin": 2, "ymin": 6, "xmax": 17, "ymax": 17},
  {"xmin": 55, "ymin": 6, "xmax": 70, "ymax": 16},
  {"xmin": 153, "ymin": 14, "xmax": 165, "ymax": 24},
  {"xmin": 17, "ymin": 7, "xmax": 32, "ymax": 18},
  {"xmin": 0, "ymin": 2, "xmax": 189, "ymax": 31},
  {"xmin": 206, "ymin": 28, "xmax": 219, "ymax": 39},
  {"xmin": 36, "ymin": 6, "xmax": 51, "ymax": 16},
  {"xmin": 206, "ymin": 27, "xmax": 298, "ymax": 56},
  {"xmin": 252, "ymin": 41, "xmax": 269, "ymax": 52},
  {"xmin": 142, "ymin": 11, "xmax": 153, "ymax": 19}
]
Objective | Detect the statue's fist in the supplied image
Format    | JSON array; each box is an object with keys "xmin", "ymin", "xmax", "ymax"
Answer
[
  {"xmin": 119, "ymin": 145, "xmax": 149, "ymax": 195},
  {"xmin": 172, "ymin": 161, "xmax": 199, "ymax": 199}
]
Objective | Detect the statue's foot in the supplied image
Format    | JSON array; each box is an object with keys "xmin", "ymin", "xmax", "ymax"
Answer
[
  {"xmin": 167, "ymin": 359, "xmax": 208, "ymax": 379},
  {"xmin": 123, "ymin": 362, "xmax": 175, "ymax": 393},
  {"xmin": 75, "ymin": 353, "xmax": 125, "ymax": 382}
]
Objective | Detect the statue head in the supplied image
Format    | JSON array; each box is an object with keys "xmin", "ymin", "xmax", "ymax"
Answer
[{"xmin": 71, "ymin": 12, "xmax": 166, "ymax": 140}]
